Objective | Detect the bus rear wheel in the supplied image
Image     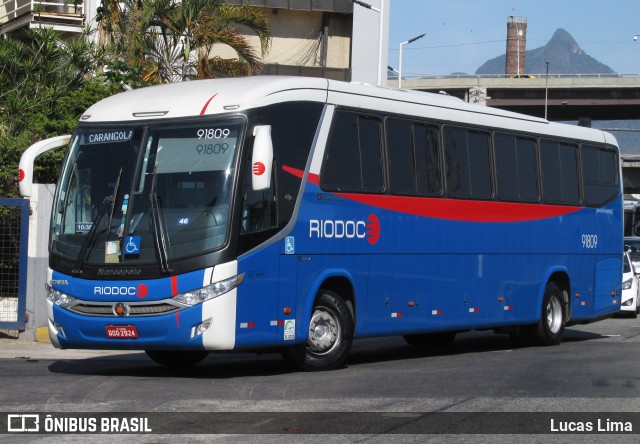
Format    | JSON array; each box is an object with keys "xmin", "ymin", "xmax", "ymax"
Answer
[
  {"xmin": 511, "ymin": 282, "xmax": 566, "ymax": 347},
  {"xmin": 535, "ymin": 282, "xmax": 566, "ymax": 345},
  {"xmin": 282, "ymin": 290, "xmax": 354, "ymax": 371},
  {"xmin": 145, "ymin": 350, "xmax": 209, "ymax": 367}
]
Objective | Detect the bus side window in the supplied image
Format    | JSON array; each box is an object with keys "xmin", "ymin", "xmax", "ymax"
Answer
[
  {"xmin": 444, "ymin": 126, "xmax": 492, "ymax": 199},
  {"xmin": 540, "ymin": 140, "xmax": 580, "ymax": 205},
  {"xmin": 417, "ymin": 125, "xmax": 442, "ymax": 195},
  {"xmin": 387, "ymin": 118, "xmax": 415, "ymax": 194},
  {"xmin": 581, "ymin": 145, "xmax": 618, "ymax": 206},
  {"xmin": 386, "ymin": 119, "xmax": 441, "ymax": 196},
  {"xmin": 321, "ymin": 112, "xmax": 384, "ymax": 193},
  {"xmin": 495, "ymin": 133, "xmax": 539, "ymax": 202}
]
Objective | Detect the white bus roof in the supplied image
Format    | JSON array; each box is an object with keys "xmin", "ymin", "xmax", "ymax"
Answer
[
  {"xmin": 80, "ymin": 76, "xmax": 616, "ymax": 146},
  {"xmin": 81, "ymin": 76, "xmax": 330, "ymax": 122}
]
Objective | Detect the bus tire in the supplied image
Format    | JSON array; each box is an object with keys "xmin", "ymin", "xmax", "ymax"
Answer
[
  {"xmin": 282, "ymin": 290, "xmax": 354, "ymax": 371},
  {"xmin": 535, "ymin": 282, "xmax": 566, "ymax": 346},
  {"xmin": 145, "ymin": 350, "xmax": 209, "ymax": 367},
  {"xmin": 403, "ymin": 332, "xmax": 456, "ymax": 348}
]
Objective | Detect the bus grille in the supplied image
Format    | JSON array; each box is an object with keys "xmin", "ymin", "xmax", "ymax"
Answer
[{"xmin": 69, "ymin": 303, "xmax": 180, "ymax": 317}]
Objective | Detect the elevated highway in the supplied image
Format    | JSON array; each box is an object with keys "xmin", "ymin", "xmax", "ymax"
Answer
[{"xmin": 391, "ymin": 74, "xmax": 640, "ymax": 120}]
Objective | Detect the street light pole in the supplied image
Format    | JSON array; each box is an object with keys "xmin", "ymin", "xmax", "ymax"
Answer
[
  {"xmin": 399, "ymin": 33, "xmax": 425, "ymax": 88},
  {"xmin": 544, "ymin": 61, "xmax": 550, "ymax": 120},
  {"xmin": 349, "ymin": 0, "xmax": 384, "ymax": 85},
  {"xmin": 388, "ymin": 65, "xmax": 399, "ymax": 82}
]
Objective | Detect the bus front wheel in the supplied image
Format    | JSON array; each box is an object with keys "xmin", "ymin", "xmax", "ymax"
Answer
[
  {"xmin": 282, "ymin": 290, "xmax": 354, "ymax": 371},
  {"xmin": 145, "ymin": 350, "xmax": 209, "ymax": 367}
]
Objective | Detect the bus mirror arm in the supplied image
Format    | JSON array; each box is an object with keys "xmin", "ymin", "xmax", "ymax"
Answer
[
  {"xmin": 19, "ymin": 135, "xmax": 71, "ymax": 198},
  {"xmin": 251, "ymin": 125, "xmax": 273, "ymax": 191}
]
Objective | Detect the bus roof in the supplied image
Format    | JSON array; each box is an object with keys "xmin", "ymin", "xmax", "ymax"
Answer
[
  {"xmin": 80, "ymin": 76, "xmax": 616, "ymax": 146},
  {"xmin": 81, "ymin": 76, "xmax": 330, "ymax": 122}
]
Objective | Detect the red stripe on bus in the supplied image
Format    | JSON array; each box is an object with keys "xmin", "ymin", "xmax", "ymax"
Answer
[
  {"xmin": 171, "ymin": 275, "xmax": 178, "ymax": 296},
  {"xmin": 282, "ymin": 165, "xmax": 582, "ymax": 223},
  {"xmin": 200, "ymin": 93, "xmax": 218, "ymax": 115}
]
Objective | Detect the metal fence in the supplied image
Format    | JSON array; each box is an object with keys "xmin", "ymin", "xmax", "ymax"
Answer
[{"xmin": 0, "ymin": 198, "xmax": 29, "ymax": 330}]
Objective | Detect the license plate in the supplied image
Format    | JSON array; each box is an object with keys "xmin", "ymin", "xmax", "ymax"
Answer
[{"xmin": 106, "ymin": 325, "xmax": 138, "ymax": 339}]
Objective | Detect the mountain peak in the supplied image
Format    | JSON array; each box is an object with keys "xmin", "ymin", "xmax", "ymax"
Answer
[
  {"xmin": 476, "ymin": 28, "xmax": 614, "ymax": 74},
  {"xmin": 546, "ymin": 28, "xmax": 583, "ymax": 57},
  {"xmin": 549, "ymin": 28, "xmax": 579, "ymax": 48}
]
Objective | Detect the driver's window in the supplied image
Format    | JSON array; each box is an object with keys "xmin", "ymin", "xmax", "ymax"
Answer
[
  {"xmin": 61, "ymin": 167, "xmax": 94, "ymax": 234},
  {"xmin": 240, "ymin": 158, "xmax": 276, "ymax": 234}
]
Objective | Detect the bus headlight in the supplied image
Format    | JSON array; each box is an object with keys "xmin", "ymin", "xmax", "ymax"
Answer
[
  {"xmin": 173, "ymin": 273, "xmax": 244, "ymax": 306},
  {"xmin": 46, "ymin": 285, "xmax": 76, "ymax": 308},
  {"xmin": 622, "ymin": 278, "xmax": 633, "ymax": 290}
]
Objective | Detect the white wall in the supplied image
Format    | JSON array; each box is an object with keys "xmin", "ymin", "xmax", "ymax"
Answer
[
  {"xmin": 350, "ymin": 0, "xmax": 390, "ymax": 85},
  {"xmin": 20, "ymin": 184, "xmax": 54, "ymax": 341}
]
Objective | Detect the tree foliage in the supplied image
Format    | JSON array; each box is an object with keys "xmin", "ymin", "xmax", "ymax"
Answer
[
  {"xmin": 0, "ymin": 28, "xmax": 118, "ymax": 198},
  {"xmin": 0, "ymin": 2, "xmax": 271, "ymax": 198},
  {"xmin": 97, "ymin": 0, "xmax": 271, "ymax": 83}
]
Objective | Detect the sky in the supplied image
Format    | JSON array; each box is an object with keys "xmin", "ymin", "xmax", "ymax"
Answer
[{"xmin": 388, "ymin": 0, "xmax": 640, "ymax": 76}]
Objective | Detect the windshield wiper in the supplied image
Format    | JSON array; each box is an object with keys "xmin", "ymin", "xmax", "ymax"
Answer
[
  {"xmin": 149, "ymin": 168, "xmax": 173, "ymax": 274},
  {"xmin": 72, "ymin": 167, "xmax": 123, "ymax": 275}
]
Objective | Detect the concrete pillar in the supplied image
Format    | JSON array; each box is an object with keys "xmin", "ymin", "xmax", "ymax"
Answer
[
  {"xmin": 20, "ymin": 184, "xmax": 54, "ymax": 342},
  {"xmin": 468, "ymin": 86, "xmax": 489, "ymax": 106}
]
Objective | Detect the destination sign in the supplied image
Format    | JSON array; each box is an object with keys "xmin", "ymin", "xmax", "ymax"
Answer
[{"xmin": 86, "ymin": 130, "xmax": 133, "ymax": 144}]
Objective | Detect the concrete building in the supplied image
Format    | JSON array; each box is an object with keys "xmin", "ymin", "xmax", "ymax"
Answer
[
  {"xmin": 223, "ymin": 0, "xmax": 389, "ymax": 84},
  {"xmin": 1, "ymin": 0, "xmax": 389, "ymax": 85},
  {"xmin": 224, "ymin": 0, "xmax": 353, "ymax": 80},
  {"xmin": 0, "ymin": 0, "xmax": 99, "ymax": 36}
]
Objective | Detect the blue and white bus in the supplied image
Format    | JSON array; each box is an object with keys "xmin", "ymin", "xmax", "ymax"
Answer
[{"xmin": 44, "ymin": 76, "xmax": 622, "ymax": 370}]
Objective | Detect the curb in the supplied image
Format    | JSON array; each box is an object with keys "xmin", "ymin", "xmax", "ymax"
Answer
[{"xmin": 35, "ymin": 327, "xmax": 51, "ymax": 343}]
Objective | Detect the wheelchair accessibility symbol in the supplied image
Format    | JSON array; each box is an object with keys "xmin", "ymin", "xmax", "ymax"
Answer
[
  {"xmin": 285, "ymin": 236, "xmax": 295, "ymax": 255},
  {"xmin": 124, "ymin": 236, "xmax": 141, "ymax": 255}
]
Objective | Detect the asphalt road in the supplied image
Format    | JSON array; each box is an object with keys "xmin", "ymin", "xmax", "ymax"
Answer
[{"xmin": 1, "ymin": 316, "xmax": 639, "ymax": 443}]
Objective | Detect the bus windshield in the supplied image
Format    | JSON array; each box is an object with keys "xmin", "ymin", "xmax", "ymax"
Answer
[{"xmin": 50, "ymin": 120, "xmax": 243, "ymax": 268}]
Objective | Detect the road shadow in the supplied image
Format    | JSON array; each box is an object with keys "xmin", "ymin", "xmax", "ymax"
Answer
[
  {"xmin": 47, "ymin": 350, "xmax": 295, "ymax": 378},
  {"xmin": 344, "ymin": 327, "xmax": 605, "ymax": 367},
  {"xmin": 46, "ymin": 327, "xmax": 607, "ymax": 378},
  {"xmin": 561, "ymin": 327, "xmax": 605, "ymax": 343}
]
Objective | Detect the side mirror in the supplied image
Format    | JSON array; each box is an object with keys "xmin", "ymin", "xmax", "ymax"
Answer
[
  {"xmin": 19, "ymin": 135, "xmax": 71, "ymax": 198},
  {"xmin": 251, "ymin": 125, "xmax": 273, "ymax": 191}
]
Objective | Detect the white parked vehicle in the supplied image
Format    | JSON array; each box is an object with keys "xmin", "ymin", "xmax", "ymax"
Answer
[
  {"xmin": 621, "ymin": 252, "xmax": 640, "ymax": 318},
  {"xmin": 624, "ymin": 236, "xmax": 640, "ymax": 270}
]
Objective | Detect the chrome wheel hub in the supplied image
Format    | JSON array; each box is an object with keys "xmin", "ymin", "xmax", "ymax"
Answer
[
  {"xmin": 307, "ymin": 307, "xmax": 341, "ymax": 355},
  {"xmin": 546, "ymin": 296, "xmax": 563, "ymax": 334}
]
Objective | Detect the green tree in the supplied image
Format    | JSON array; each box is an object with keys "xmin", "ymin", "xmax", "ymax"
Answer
[
  {"xmin": 97, "ymin": 0, "xmax": 271, "ymax": 84},
  {"xmin": 0, "ymin": 28, "xmax": 117, "ymax": 198}
]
